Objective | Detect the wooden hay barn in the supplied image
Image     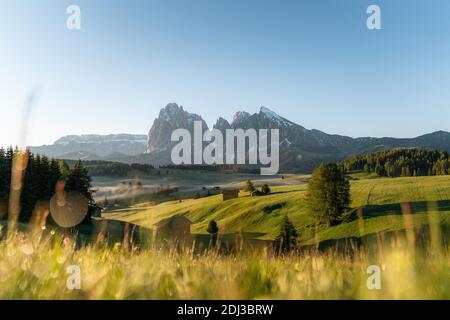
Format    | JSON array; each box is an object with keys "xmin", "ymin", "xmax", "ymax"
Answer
[
  {"xmin": 155, "ymin": 215, "xmax": 192, "ymax": 239},
  {"xmin": 222, "ymin": 188, "xmax": 239, "ymax": 201}
]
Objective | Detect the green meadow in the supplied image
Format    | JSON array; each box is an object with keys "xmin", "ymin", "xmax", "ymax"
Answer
[
  {"xmin": 103, "ymin": 175, "xmax": 450, "ymax": 244},
  {"xmin": 0, "ymin": 174, "xmax": 449, "ymax": 299}
]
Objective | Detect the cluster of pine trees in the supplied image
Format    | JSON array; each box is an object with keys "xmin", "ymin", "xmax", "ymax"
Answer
[
  {"xmin": 0, "ymin": 147, "xmax": 93, "ymax": 222},
  {"xmin": 341, "ymin": 148, "xmax": 450, "ymax": 177}
]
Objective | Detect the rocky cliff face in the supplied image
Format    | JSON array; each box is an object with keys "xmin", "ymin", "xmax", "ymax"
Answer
[
  {"xmin": 213, "ymin": 117, "xmax": 231, "ymax": 132},
  {"xmin": 146, "ymin": 103, "xmax": 208, "ymax": 154}
]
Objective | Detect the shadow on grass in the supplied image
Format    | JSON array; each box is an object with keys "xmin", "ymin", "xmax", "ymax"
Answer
[
  {"xmin": 268, "ymin": 189, "xmax": 303, "ymax": 195},
  {"xmin": 346, "ymin": 199, "xmax": 450, "ymax": 222}
]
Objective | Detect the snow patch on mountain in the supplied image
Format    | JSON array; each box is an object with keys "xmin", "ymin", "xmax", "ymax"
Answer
[{"xmin": 259, "ymin": 106, "xmax": 293, "ymax": 127}]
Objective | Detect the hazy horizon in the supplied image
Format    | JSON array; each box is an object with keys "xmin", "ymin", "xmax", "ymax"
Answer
[{"xmin": 2, "ymin": 0, "xmax": 450, "ymax": 147}]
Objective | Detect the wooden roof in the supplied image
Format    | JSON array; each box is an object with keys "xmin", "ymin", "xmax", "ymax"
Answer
[{"xmin": 156, "ymin": 215, "xmax": 193, "ymax": 227}]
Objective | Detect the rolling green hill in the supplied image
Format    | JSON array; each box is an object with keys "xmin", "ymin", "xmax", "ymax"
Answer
[{"xmin": 103, "ymin": 175, "xmax": 450, "ymax": 244}]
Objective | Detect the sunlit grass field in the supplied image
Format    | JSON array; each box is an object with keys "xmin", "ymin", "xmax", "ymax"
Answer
[
  {"xmin": 0, "ymin": 175, "xmax": 449, "ymax": 300},
  {"xmin": 0, "ymin": 229, "xmax": 448, "ymax": 300}
]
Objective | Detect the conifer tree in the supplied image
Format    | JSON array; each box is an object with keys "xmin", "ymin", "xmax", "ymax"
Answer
[
  {"xmin": 65, "ymin": 160, "xmax": 93, "ymax": 203},
  {"xmin": 207, "ymin": 220, "xmax": 219, "ymax": 247},
  {"xmin": 0, "ymin": 148, "xmax": 7, "ymax": 200},
  {"xmin": 49, "ymin": 159, "xmax": 62, "ymax": 193},
  {"xmin": 276, "ymin": 215, "xmax": 298, "ymax": 253},
  {"xmin": 306, "ymin": 163, "xmax": 350, "ymax": 226},
  {"xmin": 244, "ymin": 179, "xmax": 255, "ymax": 193},
  {"xmin": 59, "ymin": 160, "xmax": 71, "ymax": 178}
]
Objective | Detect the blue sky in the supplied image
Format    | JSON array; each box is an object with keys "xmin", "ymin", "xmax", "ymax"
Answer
[{"xmin": 1, "ymin": 0, "xmax": 450, "ymax": 147}]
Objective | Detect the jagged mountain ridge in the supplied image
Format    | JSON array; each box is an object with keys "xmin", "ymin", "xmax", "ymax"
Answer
[
  {"xmin": 144, "ymin": 103, "xmax": 450, "ymax": 172},
  {"xmin": 28, "ymin": 103, "xmax": 450, "ymax": 172}
]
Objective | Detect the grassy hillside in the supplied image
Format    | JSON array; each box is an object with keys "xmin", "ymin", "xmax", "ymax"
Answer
[
  {"xmin": 1, "ymin": 174, "xmax": 449, "ymax": 300},
  {"xmin": 103, "ymin": 175, "xmax": 450, "ymax": 244}
]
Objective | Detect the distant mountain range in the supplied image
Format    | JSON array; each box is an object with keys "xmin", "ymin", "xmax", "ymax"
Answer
[
  {"xmin": 30, "ymin": 134, "xmax": 147, "ymax": 160},
  {"xmin": 29, "ymin": 103, "xmax": 450, "ymax": 172}
]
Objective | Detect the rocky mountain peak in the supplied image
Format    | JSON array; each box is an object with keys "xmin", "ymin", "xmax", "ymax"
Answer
[
  {"xmin": 146, "ymin": 104, "xmax": 208, "ymax": 154},
  {"xmin": 259, "ymin": 106, "xmax": 280, "ymax": 119},
  {"xmin": 213, "ymin": 117, "xmax": 231, "ymax": 131},
  {"xmin": 232, "ymin": 111, "xmax": 251, "ymax": 125},
  {"xmin": 258, "ymin": 106, "xmax": 294, "ymax": 128},
  {"xmin": 159, "ymin": 103, "xmax": 184, "ymax": 121}
]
